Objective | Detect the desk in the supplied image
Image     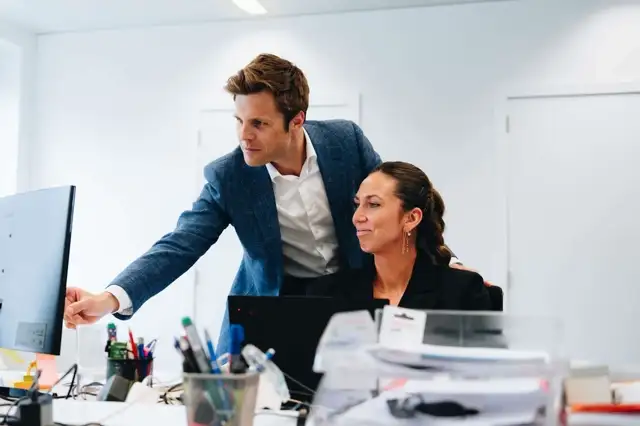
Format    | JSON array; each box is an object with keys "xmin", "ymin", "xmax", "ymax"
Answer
[
  {"xmin": 0, "ymin": 400, "xmax": 300, "ymax": 426},
  {"xmin": 1, "ymin": 397, "xmax": 635, "ymax": 425}
]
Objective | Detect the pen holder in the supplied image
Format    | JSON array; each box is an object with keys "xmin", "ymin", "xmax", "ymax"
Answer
[
  {"xmin": 106, "ymin": 357, "xmax": 154, "ymax": 384},
  {"xmin": 182, "ymin": 372, "xmax": 260, "ymax": 426}
]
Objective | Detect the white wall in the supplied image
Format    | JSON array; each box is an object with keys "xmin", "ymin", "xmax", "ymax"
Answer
[
  {"xmin": 30, "ymin": 0, "xmax": 640, "ymax": 373},
  {"xmin": 0, "ymin": 20, "xmax": 36, "ymax": 194},
  {"xmin": 0, "ymin": 39, "xmax": 20, "ymax": 197}
]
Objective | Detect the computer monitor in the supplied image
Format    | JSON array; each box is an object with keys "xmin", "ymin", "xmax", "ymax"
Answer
[
  {"xmin": 0, "ymin": 186, "xmax": 75, "ymax": 355},
  {"xmin": 228, "ymin": 295, "xmax": 388, "ymax": 403}
]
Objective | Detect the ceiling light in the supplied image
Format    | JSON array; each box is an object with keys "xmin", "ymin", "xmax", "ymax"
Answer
[{"xmin": 232, "ymin": 0, "xmax": 267, "ymax": 15}]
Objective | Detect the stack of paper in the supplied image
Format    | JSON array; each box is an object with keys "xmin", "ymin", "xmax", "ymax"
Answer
[
  {"xmin": 329, "ymin": 378, "xmax": 548, "ymax": 426},
  {"xmin": 310, "ymin": 306, "xmax": 564, "ymax": 425},
  {"xmin": 367, "ymin": 342, "xmax": 551, "ymax": 377}
]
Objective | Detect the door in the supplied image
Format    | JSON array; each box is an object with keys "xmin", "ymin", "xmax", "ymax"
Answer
[{"xmin": 506, "ymin": 90, "xmax": 640, "ymax": 365}]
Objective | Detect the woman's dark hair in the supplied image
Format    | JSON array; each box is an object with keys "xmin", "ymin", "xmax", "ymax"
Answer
[{"xmin": 373, "ymin": 161, "xmax": 452, "ymax": 265}]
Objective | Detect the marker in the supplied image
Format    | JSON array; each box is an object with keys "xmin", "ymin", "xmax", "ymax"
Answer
[
  {"xmin": 107, "ymin": 323, "xmax": 117, "ymax": 342},
  {"xmin": 181, "ymin": 317, "xmax": 212, "ymax": 374},
  {"xmin": 178, "ymin": 336, "xmax": 198, "ymax": 373},
  {"xmin": 229, "ymin": 324, "xmax": 248, "ymax": 374}
]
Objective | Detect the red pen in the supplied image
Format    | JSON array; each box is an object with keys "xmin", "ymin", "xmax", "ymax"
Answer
[{"xmin": 128, "ymin": 328, "xmax": 139, "ymax": 359}]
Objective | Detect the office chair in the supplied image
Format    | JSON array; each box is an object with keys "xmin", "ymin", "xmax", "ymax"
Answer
[{"xmin": 486, "ymin": 285, "xmax": 504, "ymax": 311}]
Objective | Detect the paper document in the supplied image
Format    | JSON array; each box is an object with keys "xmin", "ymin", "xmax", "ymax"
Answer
[{"xmin": 329, "ymin": 383, "xmax": 546, "ymax": 426}]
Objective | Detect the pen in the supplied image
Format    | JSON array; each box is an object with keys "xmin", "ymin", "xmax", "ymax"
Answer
[
  {"xmin": 181, "ymin": 317, "xmax": 211, "ymax": 374},
  {"xmin": 203, "ymin": 330, "xmax": 221, "ymax": 374},
  {"xmin": 128, "ymin": 328, "xmax": 139, "ymax": 359},
  {"xmin": 146, "ymin": 339, "xmax": 157, "ymax": 359},
  {"xmin": 204, "ymin": 329, "xmax": 232, "ymax": 413},
  {"xmin": 137, "ymin": 337, "xmax": 145, "ymax": 360}
]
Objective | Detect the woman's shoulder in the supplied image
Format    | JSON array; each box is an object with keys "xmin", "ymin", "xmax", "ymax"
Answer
[
  {"xmin": 440, "ymin": 267, "xmax": 485, "ymax": 286},
  {"xmin": 437, "ymin": 266, "xmax": 492, "ymax": 310}
]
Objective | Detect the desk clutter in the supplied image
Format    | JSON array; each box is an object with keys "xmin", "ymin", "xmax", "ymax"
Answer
[
  {"xmin": 8, "ymin": 306, "xmax": 640, "ymax": 425},
  {"xmin": 103, "ymin": 323, "xmax": 155, "ymax": 386},
  {"xmin": 174, "ymin": 317, "xmax": 290, "ymax": 426}
]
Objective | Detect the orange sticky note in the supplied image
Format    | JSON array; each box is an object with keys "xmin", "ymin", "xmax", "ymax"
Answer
[{"xmin": 35, "ymin": 354, "xmax": 59, "ymax": 389}]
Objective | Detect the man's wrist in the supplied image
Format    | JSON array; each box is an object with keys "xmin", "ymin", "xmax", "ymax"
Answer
[{"xmin": 101, "ymin": 291, "xmax": 120, "ymax": 314}]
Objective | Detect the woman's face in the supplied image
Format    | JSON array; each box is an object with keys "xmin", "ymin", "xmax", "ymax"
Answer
[{"xmin": 353, "ymin": 172, "xmax": 417, "ymax": 254}]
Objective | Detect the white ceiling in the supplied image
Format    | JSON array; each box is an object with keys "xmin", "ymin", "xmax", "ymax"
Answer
[{"xmin": 0, "ymin": 0, "xmax": 513, "ymax": 34}]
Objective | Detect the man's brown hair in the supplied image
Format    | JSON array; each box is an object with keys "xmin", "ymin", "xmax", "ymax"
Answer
[{"xmin": 224, "ymin": 53, "xmax": 310, "ymax": 131}]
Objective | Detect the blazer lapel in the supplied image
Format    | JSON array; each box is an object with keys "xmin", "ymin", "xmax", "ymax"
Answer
[
  {"xmin": 306, "ymin": 123, "xmax": 350, "ymax": 217},
  {"xmin": 240, "ymin": 163, "xmax": 283, "ymax": 282},
  {"xmin": 400, "ymin": 252, "xmax": 440, "ymax": 310},
  {"xmin": 305, "ymin": 122, "xmax": 360, "ymax": 267}
]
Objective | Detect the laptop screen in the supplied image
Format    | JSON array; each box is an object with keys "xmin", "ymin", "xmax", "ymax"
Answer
[{"xmin": 228, "ymin": 295, "xmax": 388, "ymax": 403}]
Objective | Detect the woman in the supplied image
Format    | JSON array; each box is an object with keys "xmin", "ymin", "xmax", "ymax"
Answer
[{"xmin": 306, "ymin": 161, "xmax": 491, "ymax": 310}]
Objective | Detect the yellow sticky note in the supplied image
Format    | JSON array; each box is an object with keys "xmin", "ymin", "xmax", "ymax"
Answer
[{"xmin": 0, "ymin": 348, "xmax": 25, "ymax": 364}]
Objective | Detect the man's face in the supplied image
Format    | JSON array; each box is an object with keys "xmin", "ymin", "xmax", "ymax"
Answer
[{"xmin": 234, "ymin": 91, "xmax": 293, "ymax": 167}]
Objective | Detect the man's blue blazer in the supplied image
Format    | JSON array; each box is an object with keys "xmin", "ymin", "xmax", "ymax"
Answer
[{"xmin": 111, "ymin": 119, "xmax": 382, "ymax": 354}]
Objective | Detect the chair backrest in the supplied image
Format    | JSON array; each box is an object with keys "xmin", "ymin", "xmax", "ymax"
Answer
[{"xmin": 486, "ymin": 285, "xmax": 504, "ymax": 311}]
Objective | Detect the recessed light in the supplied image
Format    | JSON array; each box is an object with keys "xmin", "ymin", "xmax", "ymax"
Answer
[{"xmin": 232, "ymin": 0, "xmax": 267, "ymax": 15}]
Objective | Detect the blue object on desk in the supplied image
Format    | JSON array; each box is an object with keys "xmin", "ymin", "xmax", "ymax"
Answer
[
  {"xmin": 137, "ymin": 338, "xmax": 145, "ymax": 361},
  {"xmin": 229, "ymin": 325, "xmax": 247, "ymax": 374},
  {"xmin": 204, "ymin": 330, "xmax": 221, "ymax": 374}
]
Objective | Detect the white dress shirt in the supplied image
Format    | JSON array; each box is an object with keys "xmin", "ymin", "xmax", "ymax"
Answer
[
  {"xmin": 265, "ymin": 129, "xmax": 340, "ymax": 278},
  {"xmin": 107, "ymin": 129, "xmax": 461, "ymax": 314}
]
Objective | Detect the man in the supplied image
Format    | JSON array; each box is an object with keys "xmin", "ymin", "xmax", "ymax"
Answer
[{"xmin": 64, "ymin": 53, "xmax": 473, "ymax": 353}]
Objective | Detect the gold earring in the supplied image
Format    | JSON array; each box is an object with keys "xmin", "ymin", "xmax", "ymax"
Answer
[{"xmin": 402, "ymin": 231, "xmax": 411, "ymax": 254}]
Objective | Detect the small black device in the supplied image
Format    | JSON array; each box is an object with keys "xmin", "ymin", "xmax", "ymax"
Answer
[
  {"xmin": 96, "ymin": 374, "xmax": 134, "ymax": 402},
  {"xmin": 16, "ymin": 393, "xmax": 54, "ymax": 426},
  {"xmin": 228, "ymin": 295, "xmax": 388, "ymax": 402}
]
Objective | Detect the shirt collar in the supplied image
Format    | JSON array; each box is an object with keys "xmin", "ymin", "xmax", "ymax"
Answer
[{"xmin": 265, "ymin": 128, "xmax": 316, "ymax": 180}]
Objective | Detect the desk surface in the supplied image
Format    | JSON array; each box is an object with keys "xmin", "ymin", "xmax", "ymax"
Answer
[
  {"xmin": 0, "ymin": 398, "xmax": 634, "ymax": 425},
  {"xmin": 0, "ymin": 400, "xmax": 300, "ymax": 426}
]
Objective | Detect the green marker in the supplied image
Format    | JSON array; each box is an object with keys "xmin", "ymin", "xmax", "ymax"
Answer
[
  {"xmin": 107, "ymin": 322, "xmax": 117, "ymax": 342},
  {"xmin": 182, "ymin": 317, "xmax": 212, "ymax": 373}
]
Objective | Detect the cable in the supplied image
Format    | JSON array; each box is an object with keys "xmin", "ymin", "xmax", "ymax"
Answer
[
  {"xmin": 160, "ymin": 383, "xmax": 183, "ymax": 405},
  {"xmin": 65, "ymin": 367, "xmax": 77, "ymax": 399},
  {"xmin": 48, "ymin": 364, "xmax": 79, "ymax": 395}
]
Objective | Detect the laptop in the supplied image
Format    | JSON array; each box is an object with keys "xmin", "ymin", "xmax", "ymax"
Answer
[{"xmin": 227, "ymin": 295, "xmax": 388, "ymax": 403}]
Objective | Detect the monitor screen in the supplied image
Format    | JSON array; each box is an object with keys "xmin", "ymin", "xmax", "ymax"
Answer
[{"xmin": 0, "ymin": 186, "xmax": 75, "ymax": 355}]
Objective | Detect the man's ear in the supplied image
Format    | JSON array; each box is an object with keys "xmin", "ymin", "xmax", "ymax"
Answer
[{"xmin": 289, "ymin": 111, "xmax": 305, "ymax": 130}]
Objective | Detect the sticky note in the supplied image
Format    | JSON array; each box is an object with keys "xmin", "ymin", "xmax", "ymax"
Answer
[
  {"xmin": 0, "ymin": 348, "xmax": 25, "ymax": 364},
  {"xmin": 35, "ymin": 354, "xmax": 59, "ymax": 388}
]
